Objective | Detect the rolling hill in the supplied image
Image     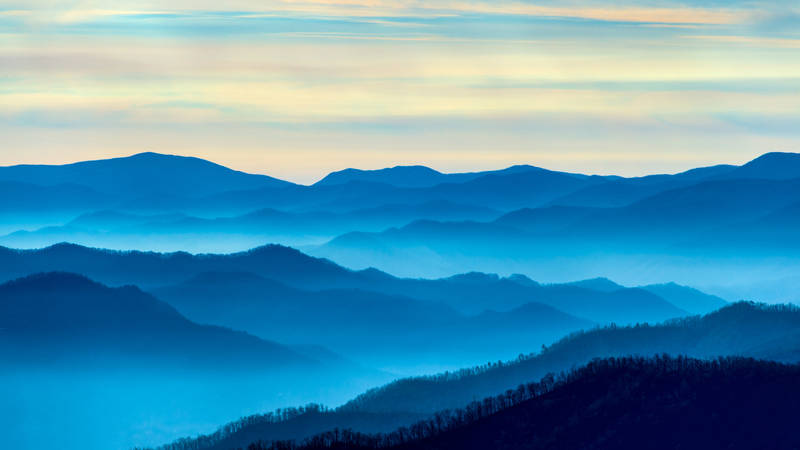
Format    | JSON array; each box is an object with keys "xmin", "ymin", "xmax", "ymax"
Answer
[
  {"xmin": 0, "ymin": 243, "xmax": 694, "ymax": 326},
  {"xmin": 0, "ymin": 152, "xmax": 292, "ymax": 199},
  {"xmin": 0, "ymin": 272, "xmax": 315, "ymax": 370},
  {"xmin": 341, "ymin": 302, "xmax": 800, "ymax": 415},
  {"xmin": 150, "ymin": 271, "xmax": 594, "ymax": 369},
  {"xmin": 254, "ymin": 356, "xmax": 800, "ymax": 450}
]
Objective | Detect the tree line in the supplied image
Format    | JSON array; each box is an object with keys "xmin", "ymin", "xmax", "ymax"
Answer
[{"xmin": 243, "ymin": 354, "xmax": 794, "ymax": 450}]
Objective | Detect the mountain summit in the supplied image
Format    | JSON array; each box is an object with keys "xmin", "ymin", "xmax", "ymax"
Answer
[
  {"xmin": 720, "ymin": 152, "xmax": 800, "ymax": 180},
  {"xmin": 0, "ymin": 152, "xmax": 293, "ymax": 198}
]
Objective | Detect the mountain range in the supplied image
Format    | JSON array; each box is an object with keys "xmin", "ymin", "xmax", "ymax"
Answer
[
  {"xmin": 0, "ymin": 272, "xmax": 319, "ymax": 370},
  {"xmin": 0, "ymin": 242, "xmax": 729, "ymax": 370},
  {"xmin": 3, "ymin": 150, "xmax": 798, "ymax": 450},
  {"xmin": 0, "ymin": 242, "xmax": 717, "ymax": 323},
  {"xmin": 163, "ymin": 302, "xmax": 800, "ymax": 450},
  {"xmin": 150, "ymin": 271, "xmax": 592, "ymax": 369},
  {"xmin": 2, "ymin": 151, "xmax": 799, "ymax": 302},
  {"xmin": 270, "ymin": 356, "xmax": 800, "ymax": 450},
  {"xmin": 1, "ymin": 151, "xmax": 795, "ymax": 221}
]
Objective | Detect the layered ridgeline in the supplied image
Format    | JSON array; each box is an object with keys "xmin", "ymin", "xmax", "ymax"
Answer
[
  {"xmin": 311, "ymin": 155, "xmax": 800, "ymax": 295},
  {"xmin": 0, "ymin": 152, "xmax": 608, "ymax": 223},
  {"xmin": 3, "ymin": 152, "xmax": 800, "ymax": 301},
  {"xmin": 1, "ymin": 201, "xmax": 500, "ymax": 250},
  {"xmin": 244, "ymin": 356, "xmax": 800, "ymax": 450},
  {"xmin": 0, "ymin": 272, "xmax": 313, "ymax": 369},
  {"xmin": 150, "ymin": 271, "xmax": 593, "ymax": 369},
  {"xmin": 161, "ymin": 302, "xmax": 800, "ymax": 450},
  {"xmin": 0, "ymin": 273, "xmax": 389, "ymax": 450},
  {"xmin": 0, "ymin": 152, "xmax": 792, "ymax": 245},
  {"xmin": 318, "ymin": 172, "xmax": 800, "ymax": 259},
  {"xmin": 0, "ymin": 242, "xmax": 727, "ymax": 369},
  {"xmin": 0, "ymin": 242, "xmax": 712, "ymax": 321}
]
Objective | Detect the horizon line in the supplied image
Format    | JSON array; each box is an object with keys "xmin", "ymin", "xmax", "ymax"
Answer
[{"xmin": 0, "ymin": 149, "xmax": 791, "ymax": 186}]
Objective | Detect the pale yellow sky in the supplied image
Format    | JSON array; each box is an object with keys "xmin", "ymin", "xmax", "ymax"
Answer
[{"xmin": 1, "ymin": 0, "xmax": 798, "ymax": 182}]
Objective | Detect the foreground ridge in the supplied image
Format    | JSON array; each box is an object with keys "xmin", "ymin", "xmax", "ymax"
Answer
[{"xmin": 241, "ymin": 355, "xmax": 800, "ymax": 450}]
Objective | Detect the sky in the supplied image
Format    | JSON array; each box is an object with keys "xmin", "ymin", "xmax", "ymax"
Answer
[{"xmin": 1, "ymin": 0, "xmax": 799, "ymax": 183}]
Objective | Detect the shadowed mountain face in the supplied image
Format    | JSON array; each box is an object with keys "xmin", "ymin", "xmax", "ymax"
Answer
[
  {"xmin": 0, "ymin": 272, "xmax": 396, "ymax": 450},
  {"xmin": 0, "ymin": 272, "xmax": 314, "ymax": 369},
  {"xmin": 150, "ymin": 271, "xmax": 594, "ymax": 369}
]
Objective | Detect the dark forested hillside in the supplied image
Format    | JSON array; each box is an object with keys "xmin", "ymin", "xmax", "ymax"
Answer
[
  {"xmin": 341, "ymin": 302, "xmax": 800, "ymax": 415},
  {"xmin": 162, "ymin": 302, "xmax": 800, "ymax": 450},
  {"xmin": 245, "ymin": 356, "xmax": 800, "ymax": 450}
]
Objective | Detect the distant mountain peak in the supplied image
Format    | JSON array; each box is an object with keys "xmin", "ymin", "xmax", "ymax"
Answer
[
  {"xmin": 720, "ymin": 151, "xmax": 800, "ymax": 181},
  {"xmin": 566, "ymin": 277, "xmax": 624, "ymax": 292},
  {"xmin": 506, "ymin": 273, "xmax": 539, "ymax": 286},
  {"xmin": 747, "ymin": 151, "xmax": 800, "ymax": 164},
  {"xmin": 315, "ymin": 165, "xmax": 447, "ymax": 188},
  {"xmin": 5, "ymin": 271, "xmax": 96, "ymax": 288},
  {"xmin": 128, "ymin": 151, "xmax": 178, "ymax": 159},
  {"xmin": 446, "ymin": 272, "xmax": 501, "ymax": 283},
  {"xmin": 0, "ymin": 151, "xmax": 293, "ymax": 200}
]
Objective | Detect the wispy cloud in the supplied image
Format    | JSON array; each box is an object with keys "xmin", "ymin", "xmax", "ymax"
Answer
[
  {"xmin": 684, "ymin": 35, "xmax": 800, "ymax": 49},
  {"xmin": 2, "ymin": 0, "xmax": 799, "ymax": 176},
  {"xmin": 4, "ymin": 1, "xmax": 752, "ymax": 24}
]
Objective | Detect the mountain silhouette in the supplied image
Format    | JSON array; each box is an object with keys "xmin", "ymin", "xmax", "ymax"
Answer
[
  {"xmin": 0, "ymin": 152, "xmax": 292, "ymax": 199},
  {"xmin": 639, "ymin": 282, "xmax": 728, "ymax": 315},
  {"xmin": 168, "ymin": 303, "xmax": 800, "ymax": 450},
  {"xmin": 1, "ymin": 272, "xmax": 392, "ymax": 450},
  {"xmin": 0, "ymin": 242, "xmax": 698, "ymax": 326},
  {"xmin": 316, "ymin": 173, "xmax": 800, "ymax": 281},
  {"xmin": 715, "ymin": 151, "xmax": 800, "ymax": 180},
  {"xmin": 564, "ymin": 277, "xmax": 623, "ymax": 292},
  {"xmin": 339, "ymin": 302, "xmax": 800, "ymax": 415},
  {"xmin": 547, "ymin": 163, "xmax": 737, "ymax": 208},
  {"xmin": 0, "ymin": 201, "xmax": 497, "ymax": 250},
  {"xmin": 151, "ymin": 271, "xmax": 593, "ymax": 369},
  {"xmin": 315, "ymin": 165, "xmax": 466, "ymax": 188},
  {"xmin": 313, "ymin": 164, "xmax": 591, "ymax": 190},
  {"xmin": 0, "ymin": 242, "xmax": 358, "ymax": 288},
  {"xmin": 0, "ymin": 272, "xmax": 316, "ymax": 369},
  {"xmin": 252, "ymin": 356, "xmax": 800, "ymax": 450},
  {"xmin": 190, "ymin": 166, "xmax": 604, "ymax": 215}
]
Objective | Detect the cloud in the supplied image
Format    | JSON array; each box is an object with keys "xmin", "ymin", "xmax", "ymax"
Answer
[
  {"xmin": 683, "ymin": 35, "xmax": 800, "ymax": 49},
  {"xmin": 3, "ymin": 1, "xmax": 751, "ymax": 25}
]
